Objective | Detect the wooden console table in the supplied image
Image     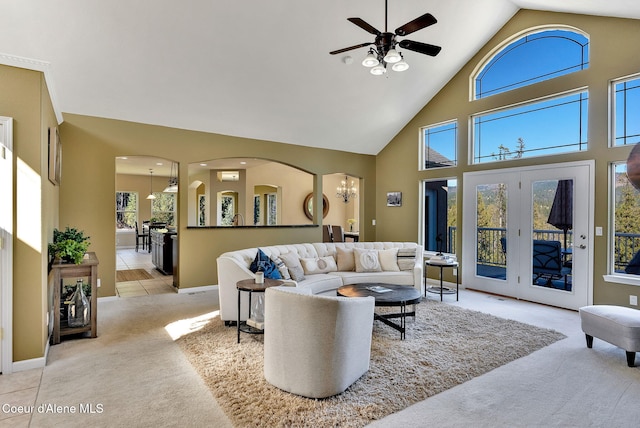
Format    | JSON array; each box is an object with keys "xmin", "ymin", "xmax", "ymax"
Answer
[{"xmin": 50, "ymin": 252, "xmax": 99, "ymax": 344}]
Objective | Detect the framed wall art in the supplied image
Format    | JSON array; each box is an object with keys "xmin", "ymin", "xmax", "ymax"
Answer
[{"xmin": 387, "ymin": 191, "xmax": 402, "ymax": 207}]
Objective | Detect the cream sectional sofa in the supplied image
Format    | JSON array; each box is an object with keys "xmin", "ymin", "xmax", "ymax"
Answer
[{"xmin": 216, "ymin": 242, "xmax": 423, "ymax": 324}]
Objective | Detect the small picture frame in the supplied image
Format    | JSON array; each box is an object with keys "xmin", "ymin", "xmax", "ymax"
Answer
[
  {"xmin": 387, "ymin": 191, "xmax": 402, "ymax": 207},
  {"xmin": 48, "ymin": 127, "xmax": 62, "ymax": 185}
]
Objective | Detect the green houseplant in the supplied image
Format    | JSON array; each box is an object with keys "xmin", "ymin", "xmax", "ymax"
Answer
[{"xmin": 48, "ymin": 227, "xmax": 91, "ymax": 264}]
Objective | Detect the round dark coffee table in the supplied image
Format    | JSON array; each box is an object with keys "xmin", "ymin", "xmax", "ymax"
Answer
[{"xmin": 337, "ymin": 283, "xmax": 421, "ymax": 340}]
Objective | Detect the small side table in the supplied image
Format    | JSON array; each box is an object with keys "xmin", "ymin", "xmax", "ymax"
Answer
[
  {"xmin": 236, "ymin": 278, "xmax": 283, "ymax": 343},
  {"xmin": 424, "ymin": 259, "xmax": 459, "ymax": 301}
]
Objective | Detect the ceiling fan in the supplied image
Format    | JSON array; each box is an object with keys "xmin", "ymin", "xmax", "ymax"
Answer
[{"xmin": 330, "ymin": 0, "xmax": 441, "ymax": 75}]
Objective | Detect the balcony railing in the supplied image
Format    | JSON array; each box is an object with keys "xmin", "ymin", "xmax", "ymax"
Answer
[{"xmin": 447, "ymin": 227, "xmax": 640, "ymax": 272}]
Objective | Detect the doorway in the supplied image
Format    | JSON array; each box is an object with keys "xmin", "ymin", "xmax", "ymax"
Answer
[{"xmin": 462, "ymin": 161, "xmax": 593, "ymax": 310}]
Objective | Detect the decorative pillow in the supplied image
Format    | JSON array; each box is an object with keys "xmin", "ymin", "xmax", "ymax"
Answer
[
  {"xmin": 354, "ymin": 248, "xmax": 382, "ymax": 273},
  {"xmin": 379, "ymin": 248, "xmax": 400, "ymax": 271},
  {"xmin": 336, "ymin": 247, "xmax": 355, "ymax": 271},
  {"xmin": 272, "ymin": 256, "xmax": 291, "ymax": 280},
  {"xmin": 397, "ymin": 248, "xmax": 417, "ymax": 271},
  {"xmin": 300, "ymin": 256, "xmax": 338, "ymax": 275},
  {"xmin": 249, "ymin": 248, "xmax": 282, "ymax": 280},
  {"xmin": 279, "ymin": 252, "xmax": 306, "ymax": 282}
]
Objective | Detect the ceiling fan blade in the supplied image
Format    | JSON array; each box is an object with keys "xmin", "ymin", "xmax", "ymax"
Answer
[
  {"xmin": 398, "ymin": 39, "xmax": 442, "ymax": 56},
  {"xmin": 347, "ymin": 17, "xmax": 381, "ymax": 36},
  {"xmin": 395, "ymin": 13, "xmax": 437, "ymax": 36},
  {"xmin": 330, "ymin": 42, "xmax": 373, "ymax": 55}
]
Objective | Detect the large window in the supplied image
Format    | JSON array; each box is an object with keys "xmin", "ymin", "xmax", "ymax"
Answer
[
  {"xmin": 611, "ymin": 163, "xmax": 640, "ymax": 275},
  {"xmin": 420, "ymin": 121, "xmax": 457, "ymax": 170},
  {"xmin": 472, "ymin": 91, "xmax": 588, "ymax": 164},
  {"xmin": 116, "ymin": 192, "xmax": 137, "ymax": 229},
  {"xmin": 423, "ymin": 179, "xmax": 457, "ymax": 254},
  {"xmin": 151, "ymin": 192, "xmax": 176, "ymax": 225},
  {"xmin": 474, "ymin": 28, "xmax": 589, "ymax": 99},
  {"xmin": 612, "ymin": 75, "xmax": 640, "ymax": 147}
]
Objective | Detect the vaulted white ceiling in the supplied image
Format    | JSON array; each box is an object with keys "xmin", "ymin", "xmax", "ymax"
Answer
[{"xmin": 1, "ymin": 0, "xmax": 640, "ymax": 155}]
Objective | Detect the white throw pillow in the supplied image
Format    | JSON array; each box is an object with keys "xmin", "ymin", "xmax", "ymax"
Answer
[
  {"xmin": 300, "ymin": 256, "xmax": 338, "ymax": 274},
  {"xmin": 280, "ymin": 252, "xmax": 305, "ymax": 282},
  {"xmin": 336, "ymin": 247, "xmax": 355, "ymax": 271},
  {"xmin": 379, "ymin": 248, "xmax": 400, "ymax": 271},
  {"xmin": 354, "ymin": 248, "xmax": 382, "ymax": 273}
]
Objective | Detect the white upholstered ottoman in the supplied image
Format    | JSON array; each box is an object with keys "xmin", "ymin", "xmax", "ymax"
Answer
[{"xmin": 579, "ymin": 305, "xmax": 640, "ymax": 367}]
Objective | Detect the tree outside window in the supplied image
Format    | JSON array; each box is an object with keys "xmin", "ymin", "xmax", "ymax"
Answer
[
  {"xmin": 116, "ymin": 192, "xmax": 137, "ymax": 229},
  {"xmin": 151, "ymin": 192, "xmax": 176, "ymax": 225}
]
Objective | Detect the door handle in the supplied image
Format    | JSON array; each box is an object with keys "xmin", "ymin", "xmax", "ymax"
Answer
[{"xmin": 578, "ymin": 244, "xmax": 586, "ymax": 249}]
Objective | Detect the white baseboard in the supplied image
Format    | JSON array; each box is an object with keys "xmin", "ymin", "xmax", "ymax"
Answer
[
  {"xmin": 178, "ymin": 284, "xmax": 218, "ymax": 294},
  {"xmin": 12, "ymin": 355, "xmax": 46, "ymax": 372}
]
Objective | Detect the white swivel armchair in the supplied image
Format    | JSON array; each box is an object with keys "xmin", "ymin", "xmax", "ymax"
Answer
[{"xmin": 263, "ymin": 286, "xmax": 375, "ymax": 398}]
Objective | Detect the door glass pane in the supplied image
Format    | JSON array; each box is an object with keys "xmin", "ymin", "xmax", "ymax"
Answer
[
  {"xmin": 476, "ymin": 183, "xmax": 507, "ymax": 280},
  {"xmin": 531, "ymin": 179, "xmax": 573, "ymax": 291}
]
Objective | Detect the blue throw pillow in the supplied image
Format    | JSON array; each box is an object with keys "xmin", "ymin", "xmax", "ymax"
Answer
[{"xmin": 249, "ymin": 249, "xmax": 282, "ymax": 280}]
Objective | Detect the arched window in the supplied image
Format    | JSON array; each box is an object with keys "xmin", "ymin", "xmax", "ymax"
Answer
[{"xmin": 473, "ymin": 27, "xmax": 589, "ymax": 100}]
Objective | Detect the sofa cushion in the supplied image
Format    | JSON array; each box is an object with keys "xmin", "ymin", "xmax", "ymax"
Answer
[
  {"xmin": 379, "ymin": 248, "xmax": 400, "ymax": 271},
  {"xmin": 296, "ymin": 274, "xmax": 344, "ymax": 295},
  {"xmin": 250, "ymin": 248, "xmax": 282, "ymax": 279},
  {"xmin": 300, "ymin": 256, "xmax": 338, "ymax": 275},
  {"xmin": 280, "ymin": 252, "xmax": 306, "ymax": 282},
  {"xmin": 354, "ymin": 248, "xmax": 382, "ymax": 273},
  {"xmin": 336, "ymin": 247, "xmax": 355, "ymax": 271},
  {"xmin": 333, "ymin": 270, "xmax": 415, "ymax": 286}
]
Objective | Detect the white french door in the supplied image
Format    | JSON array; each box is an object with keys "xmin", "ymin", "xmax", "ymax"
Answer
[{"xmin": 462, "ymin": 161, "xmax": 593, "ymax": 310}]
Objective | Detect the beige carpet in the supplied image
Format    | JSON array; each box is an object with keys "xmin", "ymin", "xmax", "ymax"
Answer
[
  {"xmin": 116, "ymin": 268, "xmax": 153, "ymax": 282},
  {"xmin": 177, "ymin": 299, "xmax": 565, "ymax": 428}
]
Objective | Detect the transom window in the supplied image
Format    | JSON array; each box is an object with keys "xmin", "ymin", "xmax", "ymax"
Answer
[
  {"xmin": 472, "ymin": 90, "xmax": 588, "ymax": 164},
  {"xmin": 420, "ymin": 121, "xmax": 457, "ymax": 170},
  {"xmin": 474, "ymin": 28, "xmax": 589, "ymax": 100},
  {"xmin": 612, "ymin": 75, "xmax": 640, "ymax": 146}
]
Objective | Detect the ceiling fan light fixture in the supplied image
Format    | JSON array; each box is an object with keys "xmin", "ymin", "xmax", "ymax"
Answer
[
  {"xmin": 392, "ymin": 56, "xmax": 409, "ymax": 72},
  {"xmin": 383, "ymin": 48, "xmax": 401, "ymax": 63},
  {"xmin": 370, "ymin": 64, "xmax": 386, "ymax": 75},
  {"xmin": 362, "ymin": 50, "xmax": 379, "ymax": 67}
]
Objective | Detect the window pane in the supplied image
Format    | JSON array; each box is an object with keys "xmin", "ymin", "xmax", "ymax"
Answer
[
  {"xmin": 421, "ymin": 121, "xmax": 457, "ymax": 169},
  {"xmin": 613, "ymin": 77, "xmax": 640, "ymax": 146},
  {"xmin": 116, "ymin": 192, "xmax": 137, "ymax": 229},
  {"xmin": 423, "ymin": 179, "xmax": 457, "ymax": 254},
  {"xmin": 473, "ymin": 91, "xmax": 588, "ymax": 164},
  {"xmin": 151, "ymin": 193, "xmax": 176, "ymax": 225},
  {"xmin": 613, "ymin": 163, "xmax": 640, "ymax": 274},
  {"xmin": 475, "ymin": 29, "xmax": 589, "ymax": 99},
  {"xmin": 476, "ymin": 183, "xmax": 507, "ymax": 280}
]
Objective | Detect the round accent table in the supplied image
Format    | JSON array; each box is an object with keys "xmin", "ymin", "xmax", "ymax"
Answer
[
  {"xmin": 424, "ymin": 259, "xmax": 459, "ymax": 301},
  {"xmin": 236, "ymin": 278, "xmax": 283, "ymax": 343}
]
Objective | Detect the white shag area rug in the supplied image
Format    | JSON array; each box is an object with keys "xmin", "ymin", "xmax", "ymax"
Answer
[{"xmin": 176, "ymin": 299, "xmax": 565, "ymax": 427}]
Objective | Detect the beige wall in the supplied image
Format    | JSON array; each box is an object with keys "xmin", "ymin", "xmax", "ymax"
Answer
[
  {"xmin": 377, "ymin": 10, "xmax": 640, "ymax": 306},
  {"xmin": 0, "ymin": 64, "xmax": 58, "ymax": 362},
  {"xmin": 59, "ymin": 114, "xmax": 376, "ymax": 296}
]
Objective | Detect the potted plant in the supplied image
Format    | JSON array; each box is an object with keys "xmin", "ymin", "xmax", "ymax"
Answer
[{"xmin": 48, "ymin": 226, "xmax": 91, "ymax": 265}]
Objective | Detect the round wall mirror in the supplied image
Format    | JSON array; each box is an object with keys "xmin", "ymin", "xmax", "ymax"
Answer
[{"xmin": 303, "ymin": 193, "xmax": 330, "ymax": 220}]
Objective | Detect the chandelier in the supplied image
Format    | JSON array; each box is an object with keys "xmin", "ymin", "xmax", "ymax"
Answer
[
  {"xmin": 163, "ymin": 162, "xmax": 178, "ymax": 193},
  {"xmin": 336, "ymin": 176, "xmax": 357, "ymax": 203}
]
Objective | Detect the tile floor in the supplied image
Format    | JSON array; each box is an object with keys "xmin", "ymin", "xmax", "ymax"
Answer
[{"xmin": 115, "ymin": 248, "xmax": 175, "ymax": 298}]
